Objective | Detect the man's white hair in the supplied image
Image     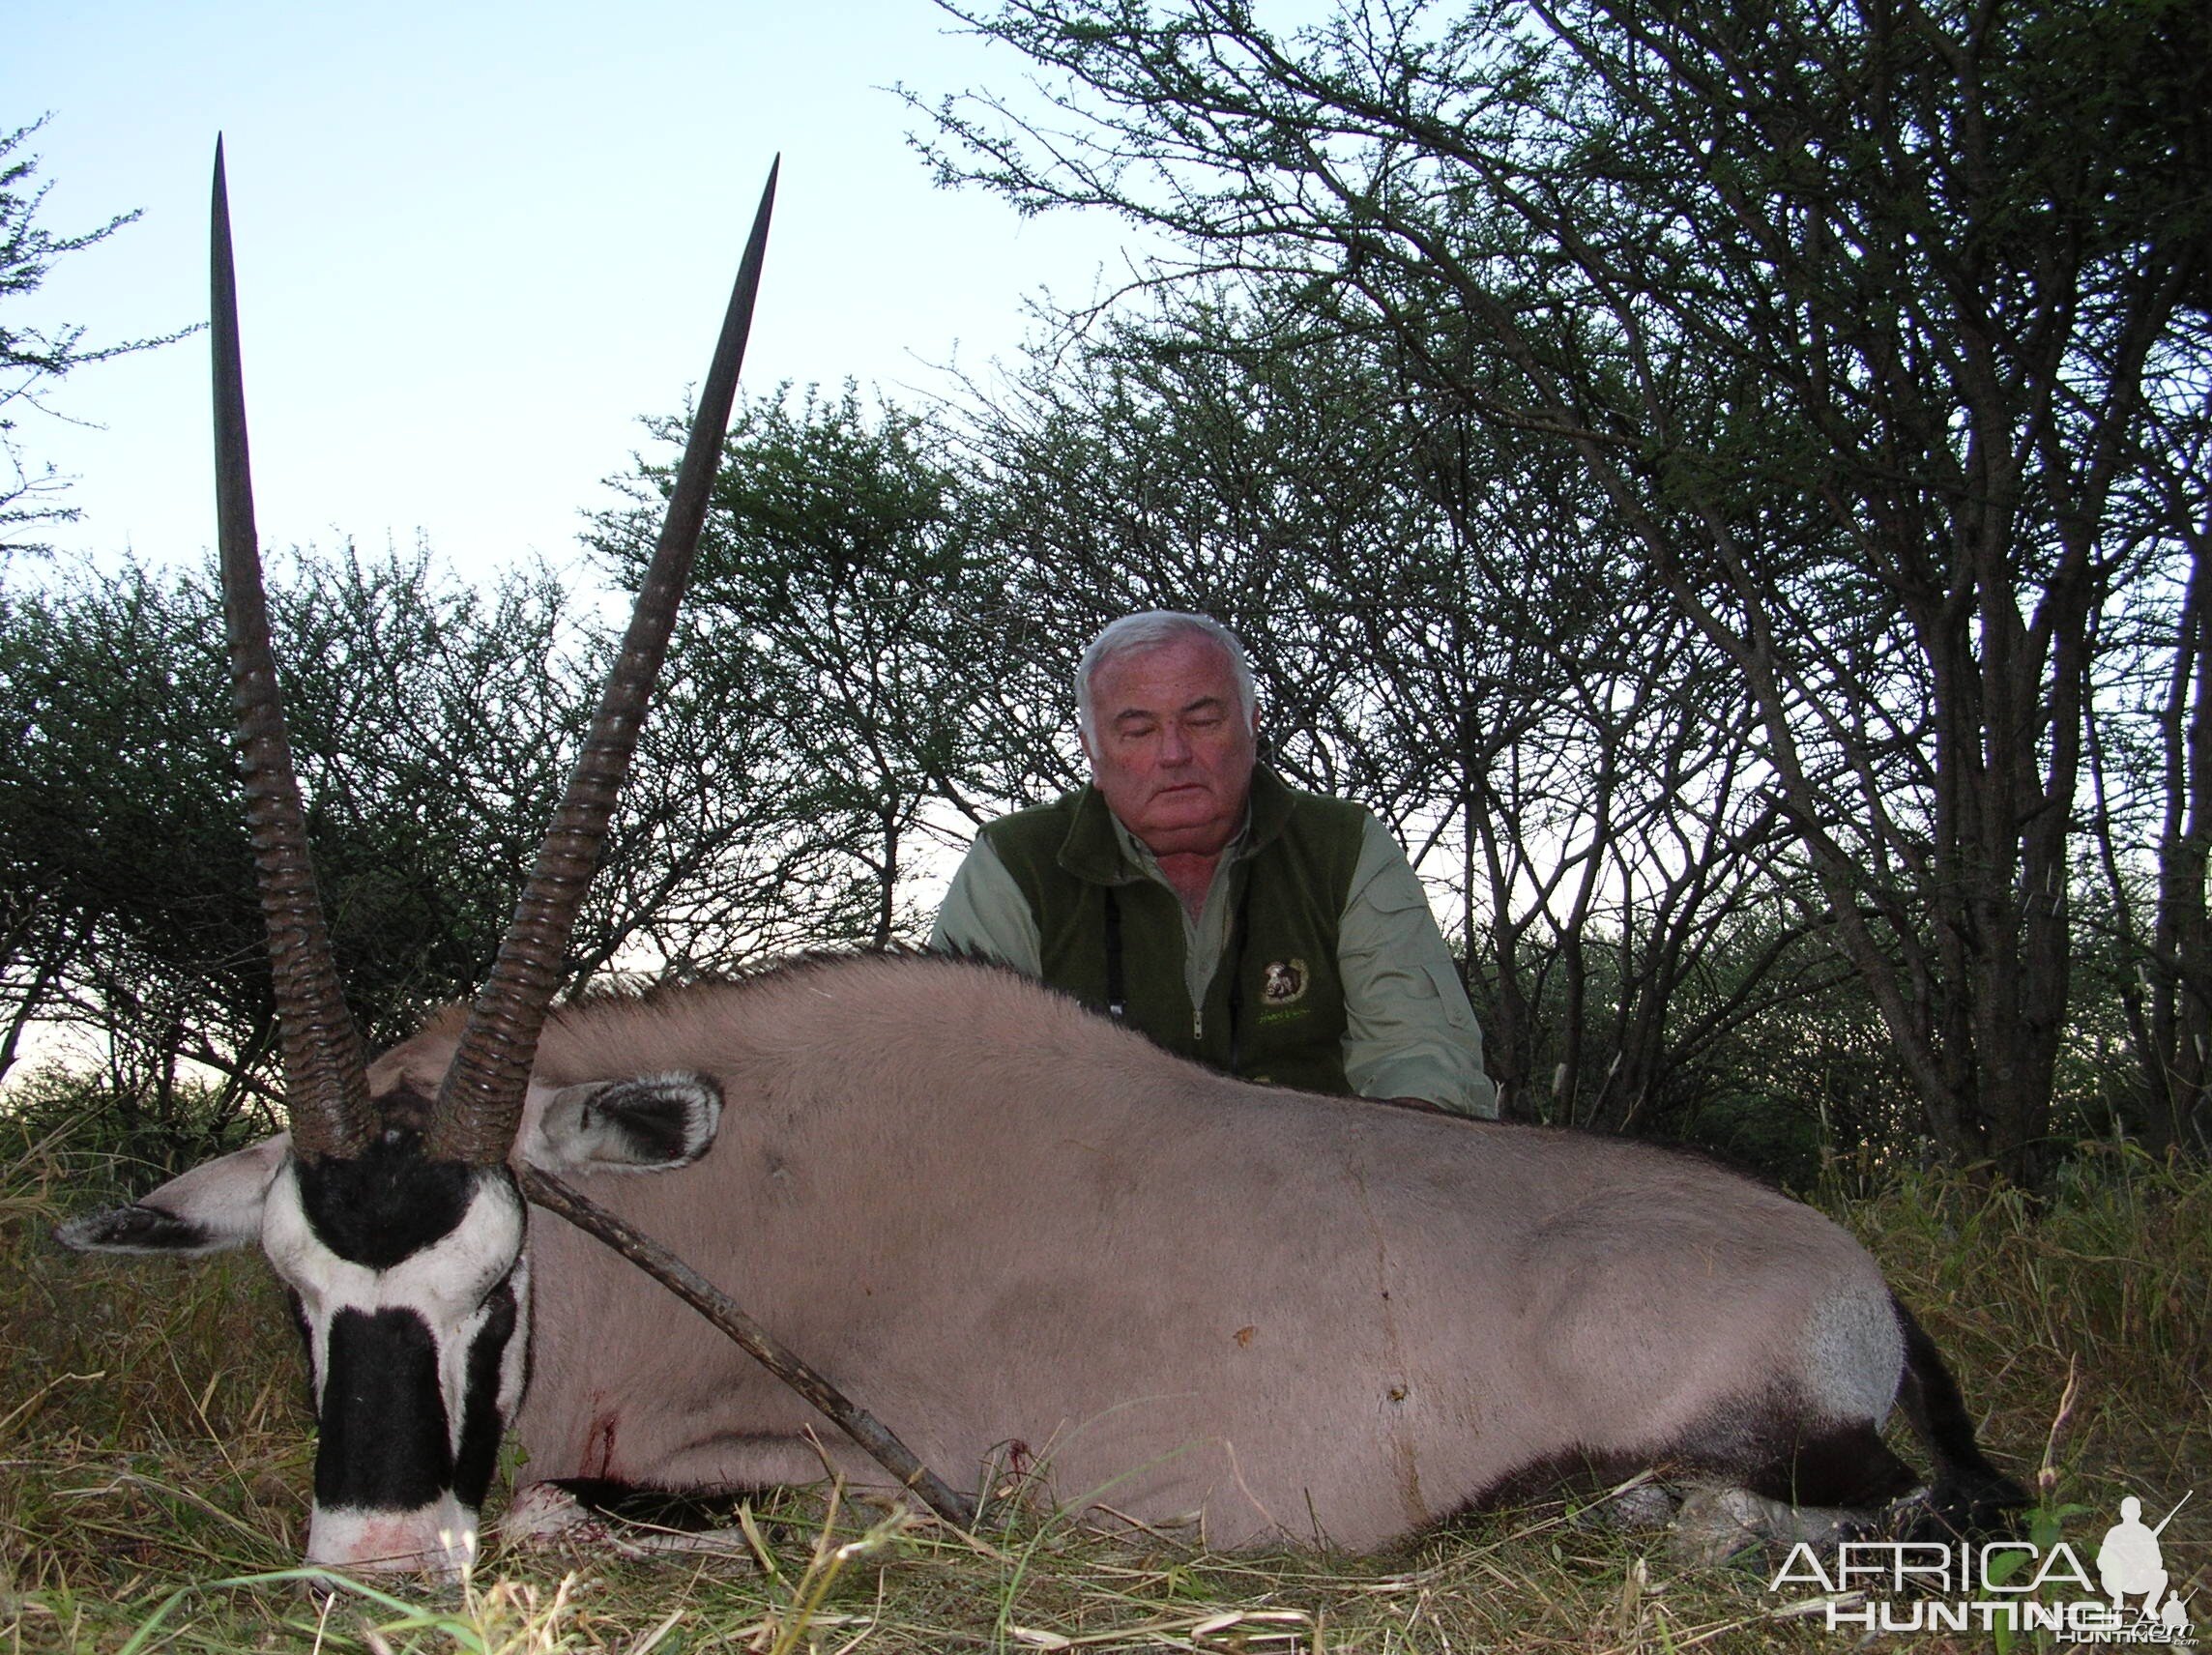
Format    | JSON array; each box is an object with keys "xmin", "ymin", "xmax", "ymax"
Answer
[{"xmin": 1075, "ymin": 611, "xmax": 1257, "ymax": 738}]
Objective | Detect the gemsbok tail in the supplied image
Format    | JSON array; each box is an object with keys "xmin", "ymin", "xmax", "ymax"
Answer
[{"xmin": 1891, "ymin": 1295, "xmax": 2030, "ymax": 1533}]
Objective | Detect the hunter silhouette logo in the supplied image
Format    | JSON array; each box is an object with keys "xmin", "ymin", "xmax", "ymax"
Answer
[{"xmin": 2098, "ymin": 1494, "xmax": 2193, "ymax": 1636}]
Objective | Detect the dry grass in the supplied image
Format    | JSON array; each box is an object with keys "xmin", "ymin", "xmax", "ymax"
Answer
[{"xmin": 3, "ymin": 1120, "xmax": 2204, "ymax": 1654}]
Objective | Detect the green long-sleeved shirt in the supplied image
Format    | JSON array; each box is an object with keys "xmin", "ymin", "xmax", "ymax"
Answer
[{"xmin": 929, "ymin": 802, "xmax": 1499, "ymax": 1118}]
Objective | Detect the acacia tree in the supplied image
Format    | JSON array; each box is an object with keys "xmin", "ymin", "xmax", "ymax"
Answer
[
  {"xmin": 0, "ymin": 566, "xmax": 245, "ymax": 1118},
  {"xmin": 595, "ymin": 386, "xmax": 1008, "ymax": 949},
  {"xmin": 952, "ymin": 290, "xmax": 1423, "ymax": 804},
  {"xmin": 1358, "ymin": 451, "xmax": 1817, "ymax": 1136},
  {"xmin": 0, "ymin": 555, "xmax": 577, "ymax": 1118},
  {"xmin": 911, "ymin": 0, "xmax": 2212, "ymax": 1180},
  {"xmin": 2136, "ymin": 501, "xmax": 2212, "ymax": 1155},
  {"xmin": 956, "ymin": 284, "xmax": 1842, "ymax": 1137},
  {"xmin": 0, "ymin": 547, "xmax": 790, "ymax": 1159},
  {"xmin": 1, "ymin": 117, "xmax": 196, "ymax": 559},
  {"xmin": 2081, "ymin": 407, "xmax": 2212, "ymax": 1156}
]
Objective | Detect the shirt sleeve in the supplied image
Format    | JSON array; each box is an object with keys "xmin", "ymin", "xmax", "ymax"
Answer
[
  {"xmin": 927, "ymin": 833, "xmax": 1044, "ymax": 975},
  {"xmin": 1337, "ymin": 817, "xmax": 1499, "ymax": 1118}
]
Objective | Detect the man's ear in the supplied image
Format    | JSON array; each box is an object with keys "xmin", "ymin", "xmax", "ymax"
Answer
[
  {"xmin": 521, "ymin": 1073, "xmax": 723, "ymax": 1174},
  {"xmin": 55, "ymin": 1134, "xmax": 291, "ymax": 1257}
]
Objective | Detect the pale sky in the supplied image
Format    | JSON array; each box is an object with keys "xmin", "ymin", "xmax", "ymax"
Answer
[{"xmin": 5, "ymin": 0, "xmax": 1166, "ymax": 581}]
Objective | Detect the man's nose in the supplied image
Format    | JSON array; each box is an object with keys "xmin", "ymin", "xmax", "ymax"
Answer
[{"xmin": 1157, "ymin": 724, "xmax": 1192, "ymax": 764}]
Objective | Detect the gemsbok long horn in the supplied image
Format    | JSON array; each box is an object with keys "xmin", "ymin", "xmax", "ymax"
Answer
[
  {"xmin": 212, "ymin": 136, "xmax": 374, "ymax": 1164},
  {"xmin": 204, "ymin": 148, "xmax": 972, "ymax": 1530},
  {"xmin": 216, "ymin": 144, "xmax": 778, "ymax": 1168},
  {"xmin": 425, "ymin": 160, "xmax": 779, "ymax": 1167}
]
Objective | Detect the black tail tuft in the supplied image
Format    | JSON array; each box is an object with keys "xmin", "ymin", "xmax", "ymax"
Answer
[{"xmin": 1891, "ymin": 1295, "xmax": 2029, "ymax": 1535}]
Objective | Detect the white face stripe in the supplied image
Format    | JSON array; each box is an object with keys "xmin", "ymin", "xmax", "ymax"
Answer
[
  {"xmin": 261, "ymin": 1158, "xmax": 529, "ymax": 1469},
  {"xmin": 495, "ymin": 1248, "xmax": 532, "ymax": 1424}
]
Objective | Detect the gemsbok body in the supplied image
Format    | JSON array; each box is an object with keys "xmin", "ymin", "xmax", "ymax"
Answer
[{"xmin": 60, "ymin": 147, "xmax": 2023, "ymax": 1577}]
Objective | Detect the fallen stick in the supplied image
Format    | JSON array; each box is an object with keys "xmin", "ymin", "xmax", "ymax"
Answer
[{"xmin": 518, "ymin": 1165, "xmax": 976, "ymax": 1528}]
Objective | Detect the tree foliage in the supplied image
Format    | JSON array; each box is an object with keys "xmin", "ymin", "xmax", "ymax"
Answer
[
  {"xmin": 945, "ymin": 286, "xmax": 1837, "ymax": 1134},
  {"xmin": 0, "ymin": 549, "xmax": 731, "ymax": 1162},
  {"xmin": 1, "ymin": 117, "xmax": 197, "ymax": 559},
  {"xmin": 906, "ymin": 0, "xmax": 2212, "ymax": 1178},
  {"xmin": 593, "ymin": 386, "xmax": 1018, "ymax": 951}
]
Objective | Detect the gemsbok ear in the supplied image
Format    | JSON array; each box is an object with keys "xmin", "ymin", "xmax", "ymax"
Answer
[
  {"xmin": 55, "ymin": 1134, "xmax": 291, "ymax": 1257},
  {"xmin": 522, "ymin": 1074, "xmax": 724, "ymax": 1174}
]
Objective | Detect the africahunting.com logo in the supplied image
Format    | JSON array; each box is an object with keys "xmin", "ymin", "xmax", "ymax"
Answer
[{"xmin": 1769, "ymin": 1492, "xmax": 2197, "ymax": 1642}]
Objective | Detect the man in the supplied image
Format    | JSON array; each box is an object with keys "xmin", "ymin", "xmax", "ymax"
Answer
[{"xmin": 931, "ymin": 611, "xmax": 1498, "ymax": 1117}]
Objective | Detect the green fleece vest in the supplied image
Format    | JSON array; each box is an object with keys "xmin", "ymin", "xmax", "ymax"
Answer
[{"xmin": 981, "ymin": 767, "xmax": 1365, "ymax": 1093}]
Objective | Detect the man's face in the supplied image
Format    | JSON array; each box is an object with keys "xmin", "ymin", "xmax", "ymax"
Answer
[{"xmin": 1080, "ymin": 634, "xmax": 1259, "ymax": 858}]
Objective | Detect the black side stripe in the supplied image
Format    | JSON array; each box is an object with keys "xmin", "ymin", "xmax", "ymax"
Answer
[{"xmin": 453, "ymin": 1277, "xmax": 521, "ymax": 1509}]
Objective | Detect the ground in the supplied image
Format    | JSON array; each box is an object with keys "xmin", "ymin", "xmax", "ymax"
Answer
[{"xmin": 3, "ymin": 1124, "xmax": 2204, "ymax": 1654}]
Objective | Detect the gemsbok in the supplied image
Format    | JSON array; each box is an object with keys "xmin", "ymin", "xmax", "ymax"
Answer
[{"xmin": 61, "ymin": 145, "xmax": 2024, "ymax": 1579}]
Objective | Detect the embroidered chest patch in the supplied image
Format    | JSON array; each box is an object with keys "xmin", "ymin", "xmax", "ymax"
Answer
[{"xmin": 1261, "ymin": 958, "xmax": 1309, "ymax": 1006}]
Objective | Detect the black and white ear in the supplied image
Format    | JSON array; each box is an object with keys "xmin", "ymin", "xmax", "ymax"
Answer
[
  {"xmin": 55, "ymin": 1133, "xmax": 291, "ymax": 1258},
  {"xmin": 522, "ymin": 1073, "xmax": 723, "ymax": 1174}
]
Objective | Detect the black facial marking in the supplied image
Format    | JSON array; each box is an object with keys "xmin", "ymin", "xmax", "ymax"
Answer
[
  {"xmin": 296, "ymin": 1133, "xmax": 480, "ymax": 1269},
  {"xmin": 451, "ymin": 1276, "xmax": 520, "ymax": 1509},
  {"xmin": 283, "ymin": 1286, "xmax": 317, "ymax": 1424},
  {"xmin": 316, "ymin": 1307, "xmax": 451, "ymax": 1509}
]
